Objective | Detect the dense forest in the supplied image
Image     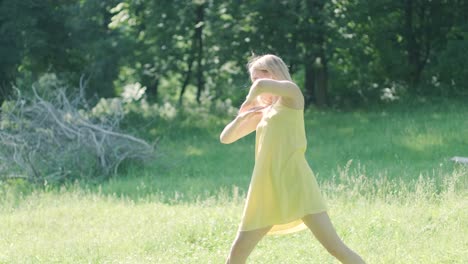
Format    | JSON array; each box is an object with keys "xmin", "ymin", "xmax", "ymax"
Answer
[{"xmin": 1, "ymin": 0, "xmax": 467, "ymax": 107}]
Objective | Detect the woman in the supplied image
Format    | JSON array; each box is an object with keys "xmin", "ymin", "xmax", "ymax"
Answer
[{"xmin": 220, "ymin": 54, "xmax": 365, "ymax": 264}]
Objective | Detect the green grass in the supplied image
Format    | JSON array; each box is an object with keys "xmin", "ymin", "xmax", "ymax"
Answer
[
  {"xmin": 0, "ymin": 170, "xmax": 466, "ymax": 263},
  {"xmin": 0, "ymin": 100, "xmax": 467, "ymax": 263},
  {"xmin": 96, "ymin": 99, "xmax": 468, "ymax": 202}
]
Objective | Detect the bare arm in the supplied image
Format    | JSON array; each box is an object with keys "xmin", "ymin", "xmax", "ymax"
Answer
[
  {"xmin": 246, "ymin": 79, "xmax": 304, "ymax": 108},
  {"xmin": 220, "ymin": 107, "xmax": 265, "ymax": 144}
]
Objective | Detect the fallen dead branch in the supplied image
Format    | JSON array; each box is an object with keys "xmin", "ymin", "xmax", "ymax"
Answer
[{"xmin": 0, "ymin": 77, "xmax": 155, "ymax": 183}]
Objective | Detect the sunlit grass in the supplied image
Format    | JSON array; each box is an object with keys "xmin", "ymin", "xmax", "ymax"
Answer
[
  {"xmin": 112, "ymin": 99, "xmax": 467, "ymax": 202},
  {"xmin": 0, "ymin": 100, "xmax": 467, "ymax": 263},
  {"xmin": 0, "ymin": 167, "xmax": 466, "ymax": 263}
]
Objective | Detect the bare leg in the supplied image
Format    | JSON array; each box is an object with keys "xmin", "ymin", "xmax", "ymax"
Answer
[
  {"xmin": 302, "ymin": 212, "xmax": 365, "ymax": 264},
  {"xmin": 225, "ymin": 226, "xmax": 272, "ymax": 264}
]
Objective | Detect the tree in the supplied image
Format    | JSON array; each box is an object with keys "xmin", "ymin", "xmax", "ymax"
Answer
[
  {"xmin": 0, "ymin": 0, "xmax": 122, "ymax": 100},
  {"xmin": 2, "ymin": 0, "xmax": 467, "ymax": 108},
  {"xmin": 298, "ymin": 0, "xmax": 330, "ymax": 107}
]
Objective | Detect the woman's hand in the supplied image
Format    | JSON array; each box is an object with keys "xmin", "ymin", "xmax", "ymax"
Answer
[
  {"xmin": 237, "ymin": 105, "xmax": 266, "ymax": 120},
  {"xmin": 238, "ymin": 98, "xmax": 259, "ymax": 114},
  {"xmin": 220, "ymin": 103, "xmax": 266, "ymax": 144}
]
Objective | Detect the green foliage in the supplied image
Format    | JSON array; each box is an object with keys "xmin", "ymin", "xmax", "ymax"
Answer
[
  {"xmin": 86, "ymin": 79, "xmax": 237, "ymax": 144},
  {"xmin": 2, "ymin": 0, "xmax": 467, "ymax": 105},
  {"xmin": 0, "ymin": 0, "xmax": 122, "ymax": 100},
  {"xmin": 424, "ymin": 37, "xmax": 468, "ymax": 96}
]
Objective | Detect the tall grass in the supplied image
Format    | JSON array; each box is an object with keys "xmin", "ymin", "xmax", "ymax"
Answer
[
  {"xmin": 0, "ymin": 100, "xmax": 467, "ymax": 263},
  {"xmin": 0, "ymin": 165, "xmax": 465, "ymax": 263}
]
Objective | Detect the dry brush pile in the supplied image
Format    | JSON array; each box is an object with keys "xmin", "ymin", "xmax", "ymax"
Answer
[{"xmin": 0, "ymin": 78, "xmax": 154, "ymax": 184}]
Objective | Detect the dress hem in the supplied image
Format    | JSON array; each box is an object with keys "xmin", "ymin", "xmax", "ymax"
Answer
[{"xmin": 238, "ymin": 208, "xmax": 328, "ymax": 235}]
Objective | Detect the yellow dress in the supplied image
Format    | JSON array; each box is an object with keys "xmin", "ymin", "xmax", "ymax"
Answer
[{"xmin": 239, "ymin": 101, "xmax": 327, "ymax": 235}]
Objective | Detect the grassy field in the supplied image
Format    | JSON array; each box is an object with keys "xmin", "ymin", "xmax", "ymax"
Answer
[{"xmin": 0, "ymin": 100, "xmax": 467, "ymax": 263}]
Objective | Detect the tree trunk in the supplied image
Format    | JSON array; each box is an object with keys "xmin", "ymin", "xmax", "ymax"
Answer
[
  {"xmin": 195, "ymin": 4, "xmax": 205, "ymax": 104},
  {"xmin": 314, "ymin": 22, "xmax": 329, "ymax": 107},
  {"xmin": 179, "ymin": 55, "xmax": 194, "ymax": 105},
  {"xmin": 304, "ymin": 56, "xmax": 328, "ymax": 108},
  {"xmin": 315, "ymin": 55, "xmax": 328, "ymax": 107},
  {"xmin": 144, "ymin": 77, "xmax": 159, "ymax": 102},
  {"xmin": 303, "ymin": 0, "xmax": 328, "ymax": 108},
  {"xmin": 0, "ymin": 75, "xmax": 10, "ymax": 104},
  {"xmin": 404, "ymin": 0, "xmax": 422, "ymax": 88},
  {"xmin": 179, "ymin": 3, "xmax": 205, "ymax": 105},
  {"xmin": 304, "ymin": 58, "xmax": 316, "ymax": 106}
]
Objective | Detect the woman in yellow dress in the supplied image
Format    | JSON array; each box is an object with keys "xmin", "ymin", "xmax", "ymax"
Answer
[{"xmin": 220, "ymin": 54, "xmax": 365, "ymax": 264}]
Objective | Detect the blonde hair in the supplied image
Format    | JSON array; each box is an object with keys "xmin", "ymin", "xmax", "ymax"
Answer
[{"xmin": 247, "ymin": 54, "xmax": 292, "ymax": 81}]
